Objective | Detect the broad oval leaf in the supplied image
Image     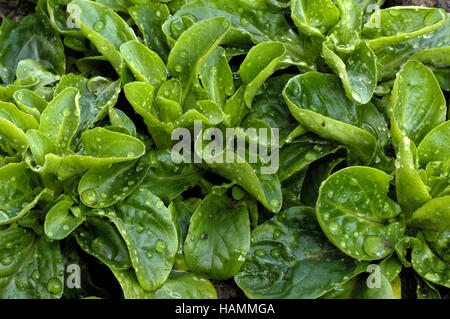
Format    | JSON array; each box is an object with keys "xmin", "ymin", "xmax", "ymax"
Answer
[
  {"xmin": 167, "ymin": 17, "xmax": 230, "ymax": 108},
  {"xmin": 283, "ymin": 72, "xmax": 388, "ymax": 163},
  {"xmin": 0, "ymin": 13, "xmax": 65, "ymax": 84},
  {"xmin": 110, "ymin": 188, "xmax": 178, "ymax": 291},
  {"xmin": 140, "ymin": 149, "xmax": 202, "ymax": 203},
  {"xmin": 153, "ymin": 271, "xmax": 218, "ymax": 299},
  {"xmin": 235, "ymin": 206, "xmax": 367, "ymax": 298},
  {"xmin": 70, "ymin": 0, "xmax": 137, "ymax": 80},
  {"xmin": 128, "ymin": 3, "xmax": 171, "ymax": 62},
  {"xmin": 322, "ymin": 39, "xmax": 377, "ymax": 104},
  {"xmin": 316, "ymin": 166, "xmax": 405, "ymax": 260},
  {"xmin": 408, "ymin": 196, "xmax": 450, "ymax": 233},
  {"xmin": 184, "ymin": 190, "xmax": 250, "ymax": 279},
  {"xmin": 39, "ymin": 88, "xmax": 80, "ymax": 151},
  {"xmin": 389, "ymin": 60, "xmax": 446, "ymax": 145},
  {"xmin": 74, "ymin": 215, "xmax": 132, "ymax": 270},
  {"xmin": 120, "ymin": 40, "xmax": 167, "ymax": 90},
  {"xmin": 291, "ymin": 0, "xmax": 339, "ymax": 39},
  {"xmin": 0, "ymin": 226, "xmax": 64, "ymax": 299},
  {"xmin": 395, "ymin": 137, "xmax": 431, "ymax": 216},
  {"xmin": 412, "ymin": 232, "xmax": 450, "ymax": 288},
  {"xmin": 78, "ymin": 154, "xmax": 151, "ymax": 208},
  {"xmin": 44, "ymin": 196, "xmax": 85, "ymax": 240},
  {"xmin": 0, "ymin": 162, "xmax": 44, "ymax": 225},
  {"xmin": 363, "ymin": 7, "xmax": 448, "ymax": 53}
]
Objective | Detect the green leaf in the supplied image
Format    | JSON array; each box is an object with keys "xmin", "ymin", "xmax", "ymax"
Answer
[
  {"xmin": 408, "ymin": 197, "xmax": 450, "ymax": 233},
  {"xmin": 184, "ymin": 190, "xmax": 250, "ymax": 279},
  {"xmin": 44, "ymin": 196, "xmax": 85, "ymax": 240},
  {"xmin": 379, "ymin": 254, "xmax": 403, "ymax": 282},
  {"xmin": 109, "ymin": 107, "xmax": 137, "ymax": 137},
  {"xmin": 194, "ymin": 132, "xmax": 282, "ymax": 213},
  {"xmin": 155, "ymin": 79, "xmax": 183, "ymax": 123},
  {"xmin": 395, "ymin": 137, "xmax": 431, "ymax": 216},
  {"xmin": 140, "ymin": 149, "xmax": 202, "ymax": 203},
  {"xmin": 120, "ymin": 40, "xmax": 167, "ymax": 90},
  {"xmin": 316, "ymin": 166, "xmax": 405, "ymax": 260},
  {"xmin": 55, "ymin": 74, "xmax": 121, "ymax": 145},
  {"xmin": 235, "ymin": 206, "xmax": 367, "ymax": 298},
  {"xmin": 416, "ymin": 276, "xmax": 441, "ymax": 299},
  {"xmin": 78, "ymin": 154, "xmax": 150, "ymax": 208},
  {"xmin": 32, "ymin": 127, "xmax": 146, "ymax": 181},
  {"xmin": 409, "ymin": 46, "xmax": 450, "ymax": 67},
  {"xmin": 128, "ymin": 3, "xmax": 171, "ymax": 62},
  {"xmin": 290, "ymin": 0, "xmax": 339, "ymax": 40},
  {"xmin": 322, "ymin": 39, "xmax": 377, "ymax": 104},
  {"xmin": 13, "ymin": 89, "xmax": 47, "ymax": 120},
  {"xmin": 110, "ymin": 187, "xmax": 178, "ymax": 291},
  {"xmin": 70, "ymin": 0, "xmax": 137, "ymax": 80},
  {"xmin": 199, "ymin": 46, "xmax": 234, "ymax": 108},
  {"xmin": 328, "ymin": 0, "xmax": 363, "ymax": 53},
  {"xmin": 278, "ymin": 135, "xmax": 342, "ymax": 182},
  {"xmin": 169, "ymin": 197, "xmax": 201, "ymax": 270},
  {"xmin": 417, "ymin": 121, "xmax": 450, "ymax": 171},
  {"xmin": 239, "ymin": 41, "xmax": 287, "ymax": 107},
  {"xmin": 153, "ymin": 271, "xmax": 217, "ymax": 299},
  {"xmin": 300, "ymin": 156, "xmax": 345, "ymax": 207},
  {"xmin": 0, "ymin": 101, "xmax": 39, "ymax": 132},
  {"xmin": 0, "ymin": 162, "xmax": 44, "ymax": 225},
  {"xmin": 0, "ymin": 13, "xmax": 65, "ymax": 85},
  {"xmin": 352, "ymin": 272, "xmax": 395, "ymax": 299},
  {"xmin": 374, "ymin": 13, "xmax": 450, "ymax": 80},
  {"xmin": 124, "ymin": 81, "xmax": 173, "ymax": 148},
  {"xmin": 389, "ymin": 61, "xmax": 446, "ymax": 145},
  {"xmin": 163, "ymin": 0, "xmax": 318, "ymax": 65},
  {"xmin": 167, "ymin": 17, "xmax": 230, "ymax": 108},
  {"xmin": 111, "ymin": 269, "xmax": 217, "ymax": 299},
  {"xmin": 320, "ymin": 276, "xmax": 358, "ymax": 299},
  {"xmin": 412, "ymin": 232, "xmax": 450, "ymax": 288},
  {"xmin": 363, "ymin": 7, "xmax": 448, "ymax": 53},
  {"xmin": 110, "ymin": 269, "xmax": 153, "ymax": 299},
  {"xmin": 0, "ymin": 226, "xmax": 64, "ymax": 299},
  {"xmin": 39, "ymin": 88, "xmax": 80, "ymax": 151},
  {"xmin": 75, "ymin": 215, "xmax": 132, "ymax": 270},
  {"xmin": 242, "ymin": 74, "xmax": 306, "ymax": 145},
  {"xmin": 283, "ymin": 72, "xmax": 387, "ymax": 163}
]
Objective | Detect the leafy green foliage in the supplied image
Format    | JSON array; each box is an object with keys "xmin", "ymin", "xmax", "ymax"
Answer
[{"xmin": 0, "ymin": 0, "xmax": 448, "ymax": 300}]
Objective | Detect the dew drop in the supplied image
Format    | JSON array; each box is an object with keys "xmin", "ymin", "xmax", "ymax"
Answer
[
  {"xmin": 32, "ymin": 270, "xmax": 40, "ymax": 281},
  {"xmin": 63, "ymin": 108, "xmax": 71, "ymax": 116},
  {"xmin": 94, "ymin": 21, "xmax": 105, "ymax": 32},
  {"xmin": 1, "ymin": 256, "xmax": 12, "ymax": 265},
  {"xmin": 175, "ymin": 64, "xmax": 183, "ymax": 72},
  {"xmin": 255, "ymin": 249, "xmax": 266, "ymax": 257},
  {"xmin": 273, "ymin": 230, "xmax": 282, "ymax": 240},
  {"xmin": 155, "ymin": 240, "xmax": 167, "ymax": 253},
  {"xmin": 270, "ymin": 199, "xmax": 280, "ymax": 208},
  {"xmin": 328, "ymin": 222, "xmax": 339, "ymax": 235},
  {"xmin": 81, "ymin": 189, "xmax": 98, "ymax": 206},
  {"xmin": 363, "ymin": 235, "xmax": 387, "ymax": 258},
  {"xmin": 47, "ymin": 277, "xmax": 63, "ymax": 294},
  {"xmin": 270, "ymin": 248, "xmax": 280, "ymax": 258}
]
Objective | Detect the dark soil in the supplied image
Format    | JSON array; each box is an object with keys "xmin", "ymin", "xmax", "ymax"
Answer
[{"xmin": 0, "ymin": 0, "xmax": 34, "ymax": 22}]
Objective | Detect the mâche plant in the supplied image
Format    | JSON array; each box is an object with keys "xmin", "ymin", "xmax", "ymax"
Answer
[{"xmin": 0, "ymin": 0, "xmax": 448, "ymax": 299}]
